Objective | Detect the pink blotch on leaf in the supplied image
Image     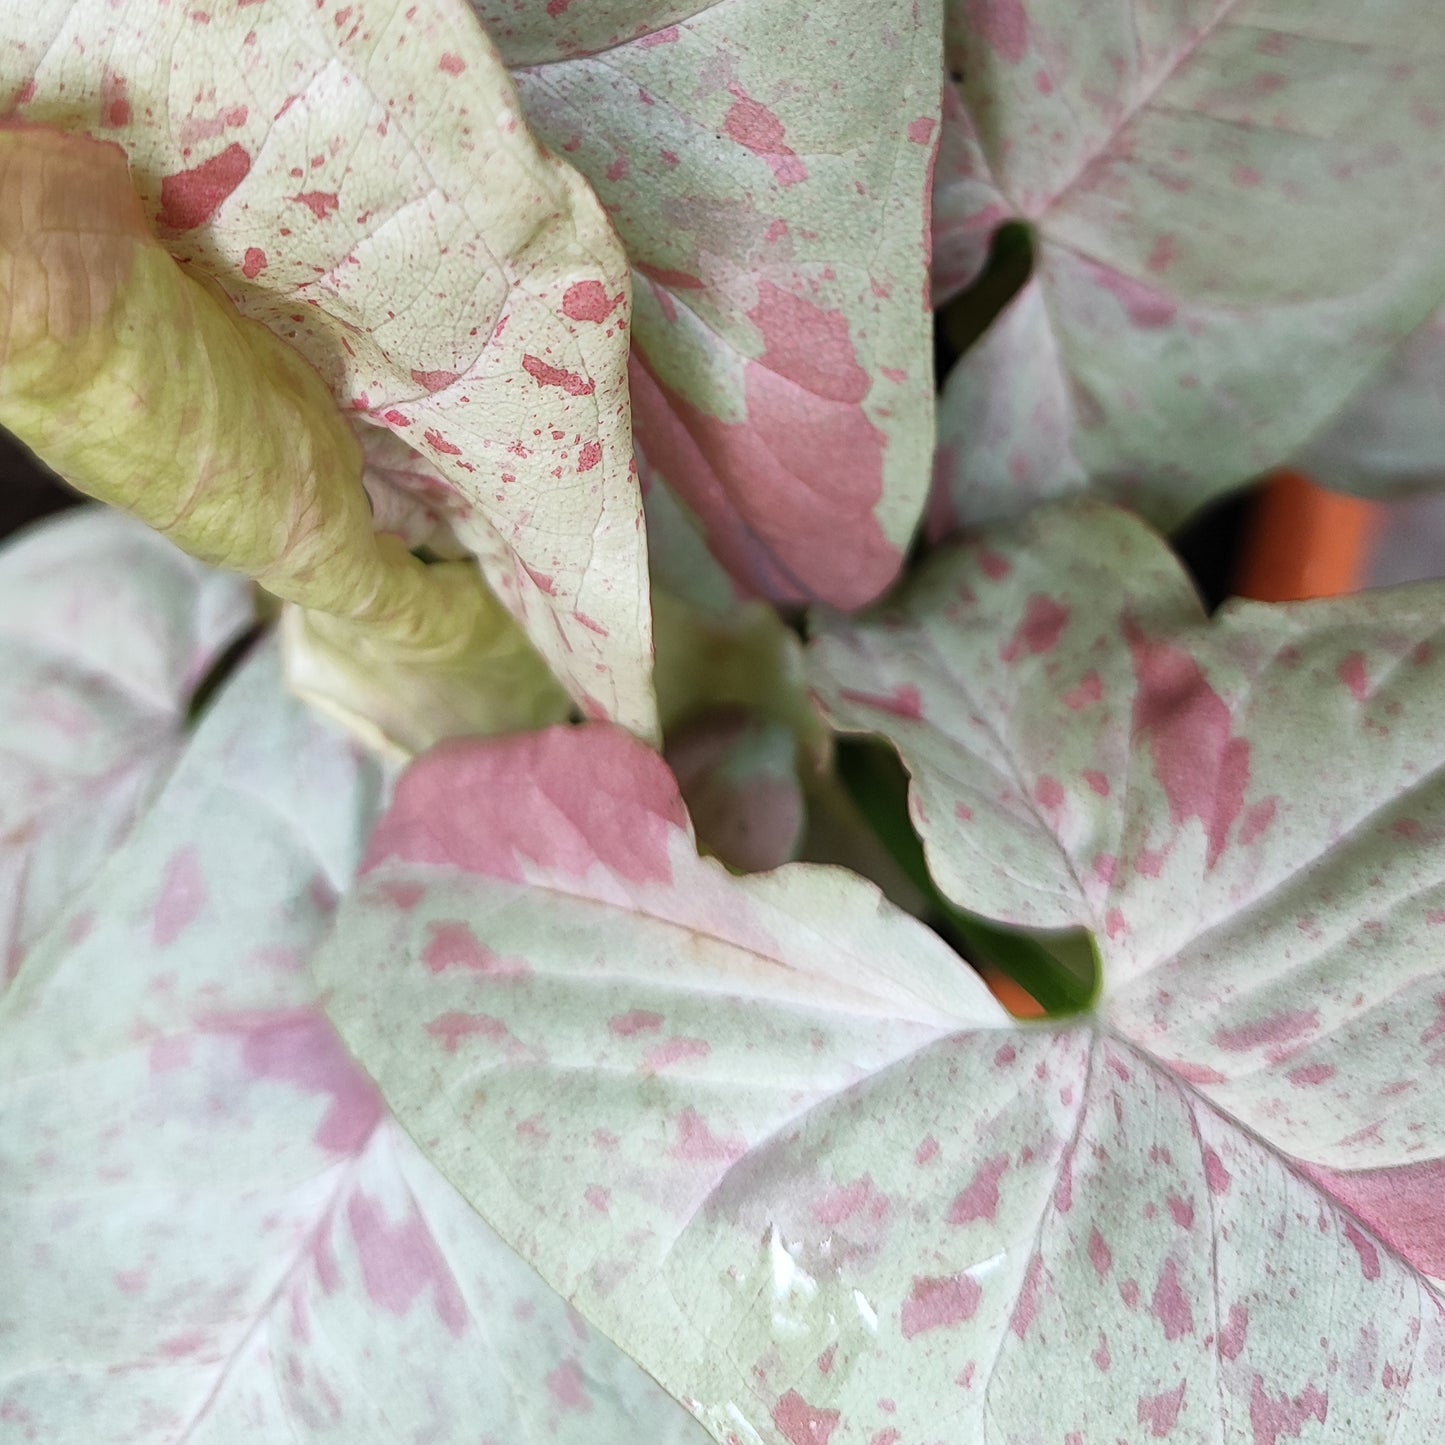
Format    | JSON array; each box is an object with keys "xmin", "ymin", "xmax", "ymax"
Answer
[
  {"xmin": 609, "ymin": 1009, "xmax": 664, "ymax": 1036},
  {"xmin": 425, "ymin": 1012, "xmax": 510, "ymax": 1053},
  {"xmin": 101, "ymin": 70, "xmax": 130, "ymax": 128},
  {"xmin": 346, "ymin": 1191, "xmax": 466, "ymax": 1337},
  {"xmin": 240, "ymin": 246, "xmax": 267, "ymax": 279},
  {"xmin": 562, "ymin": 280, "xmax": 618, "ymax": 323},
  {"xmin": 812, "ymin": 1175, "xmax": 889, "ymax": 1227},
  {"xmin": 577, "ymin": 440, "xmax": 602, "ymax": 472},
  {"xmin": 1092, "ymin": 1332, "xmax": 1111, "ymax": 1372},
  {"xmin": 901, "ymin": 1272, "xmax": 983, "ymax": 1337},
  {"xmin": 1167, "ymin": 1193, "xmax": 1195, "ymax": 1230},
  {"xmin": 421, "ymin": 920, "xmax": 529, "ymax": 980},
  {"xmin": 1138, "ymin": 1382, "xmax": 1186, "ymax": 1438},
  {"xmin": 1088, "ymin": 1228, "xmax": 1112, "ymax": 1276},
  {"xmin": 1126, "ymin": 620, "xmax": 1249, "ymax": 868},
  {"xmin": 1064, "ymin": 671, "xmax": 1103, "ymax": 709},
  {"xmin": 906, "ymin": 117, "xmax": 936, "ymax": 144},
  {"xmin": 1035, "ymin": 775, "xmax": 1065, "ymax": 809},
  {"xmin": 837, "ymin": 685, "xmax": 922, "ymax": 721},
  {"xmin": 1239, "ymin": 797, "xmax": 1277, "ymax": 845},
  {"xmin": 724, "ymin": 87, "xmax": 808, "ymax": 187},
  {"xmin": 1150, "ymin": 1258, "xmax": 1195, "ymax": 1341},
  {"xmin": 522, "ymin": 354, "xmax": 595, "ymax": 396},
  {"xmin": 158, "ymin": 142, "xmax": 250, "ymax": 230},
  {"xmin": 437, "ymin": 51, "xmax": 465, "ymax": 75},
  {"xmin": 1337, "ymin": 652, "xmax": 1369, "ymax": 702},
  {"xmin": 1219, "ymin": 1302, "xmax": 1249, "ymax": 1360},
  {"xmin": 671, "ymin": 1106, "xmax": 745, "ymax": 1163},
  {"xmin": 1248, "ymin": 1378, "xmax": 1328, "ymax": 1445},
  {"xmin": 423, "ymin": 429, "xmax": 461, "ymax": 455},
  {"xmin": 1204, "ymin": 1147, "xmax": 1232, "ymax": 1195},
  {"xmin": 916, "ymin": 1135, "xmax": 939, "ymax": 1165},
  {"xmin": 1009, "ymin": 1254, "xmax": 1043, "ymax": 1338},
  {"xmin": 772, "ymin": 1390, "xmax": 839, "ymax": 1445},
  {"xmin": 1084, "ymin": 770, "xmax": 1110, "ymax": 796},
  {"xmin": 628, "ymin": 348, "xmax": 896, "ymax": 608},
  {"xmin": 949, "ymin": 1153, "xmax": 1010, "ymax": 1225},
  {"xmin": 1286, "ymin": 1062, "xmax": 1335, "ymax": 1088},
  {"xmin": 238, "ymin": 1011, "xmax": 383, "ymax": 1152},
  {"xmin": 153, "ymin": 846, "xmax": 207, "ymax": 947},
  {"xmin": 546, "ymin": 1358, "xmax": 592, "ymax": 1413},
  {"xmin": 290, "ymin": 190, "xmax": 339, "ymax": 221},
  {"xmin": 1213, "ymin": 1008, "xmax": 1318, "ymax": 1053},
  {"xmin": 638, "ymin": 25, "xmax": 679, "ymax": 45},
  {"xmin": 750, "ymin": 282, "xmax": 871, "ymax": 404},
  {"xmin": 411, "ymin": 369, "xmax": 460, "ymax": 393},
  {"xmin": 364, "ymin": 729, "xmax": 683, "ymax": 886},
  {"xmin": 643, "ymin": 1036, "xmax": 710, "ymax": 1072},
  {"xmin": 1091, "ymin": 262, "xmax": 1178, "ymax": 330},
  {"xmin": 1000, "ymin": 593, "xmax": 1070, "ymax": 662},
  {"xmin": 963, "ymin": 0, "xmax": 1028, "ymax": 63},
  {"xmin": 1341, "ymin": 1222, "xmax": 1381, "ymax": 1281}
]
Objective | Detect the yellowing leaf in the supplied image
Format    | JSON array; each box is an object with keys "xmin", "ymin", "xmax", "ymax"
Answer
[{"xmin": 1, "ymin": 0, "xmax": 654, "ymax": 735}]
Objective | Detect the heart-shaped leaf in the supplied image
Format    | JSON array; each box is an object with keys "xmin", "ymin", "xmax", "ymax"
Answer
[
  {"xmin": 325, "ymin": 528, "xmax": 1445, "ymax": 1442},
  {"xmin": 1, "ymin": 0, "xmax": 654, "ymax": 734},
  {"xmin": 0, "ymin": 646, "xmax": 709, "ymax": 1443},
  {"xmin": 931, "ymin": 0, "xmax": 1445, "ymax": 530},
  {"xmin": 478, "ymin": 0, "xmax": 942, "ymax": 608},
  {"xmin": 0, "ymin": 507, "xmax": 250, "ymax": 991}
]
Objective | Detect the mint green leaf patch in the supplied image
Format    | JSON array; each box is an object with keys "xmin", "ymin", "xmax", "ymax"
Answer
[
  {"xmin": 0, "ymin": 508, "xmax": 250, "ymax": 993},
  {"xmin": 932, "ymin": 0, "xmax": 1445, "ymax": 530},
  {"xmin": 0, "ymin": 646, "xmax": 710, "ymax": 1444},
  {"xmin": 0, "ymin": 0, "xmax": 654, "ymax": 736},
  {"xmin": 479, "ymin": 0, "xmax": 942, "ymax": 609},
  {"xmin": 326, "ymin": 535, "xmax": 1445, "ymax": 1443}
]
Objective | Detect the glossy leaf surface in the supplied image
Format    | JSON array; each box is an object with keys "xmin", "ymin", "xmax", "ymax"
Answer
[
  {"xmin": 0, "ymin": 508, "xmax": 250, "ymax": 991},
  {"xmin": 327, "ymin": 529, "xmax": 1445, "ymax": 1442},
  {"xmin": 932, "ymin": 0, "xmax": 1445, "ymax": 530},
  {"xmin": 478, "ymin": 0, "xmax": 942, "ymax": 607},
  {"xmin": 0, "ymin": 648, "xmax": 709, "ymax": 1444},
  {"xmin": 1, "ymin": 0, "xmax": 654, "ymax": 734}
]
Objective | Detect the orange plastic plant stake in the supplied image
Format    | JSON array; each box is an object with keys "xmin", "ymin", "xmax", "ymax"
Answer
[{"xmin": 1234, "ymin": 469, "xmax": 1382, "ymax": 602}]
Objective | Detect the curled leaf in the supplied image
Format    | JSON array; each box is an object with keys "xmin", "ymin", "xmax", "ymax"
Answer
[
  {"xmin": 0, "ymin": 127, "xmax": 561, "ymax": 750},
  {"xmin": 2, "ymin": 0, "xmax": 654, "ymax": 733}
]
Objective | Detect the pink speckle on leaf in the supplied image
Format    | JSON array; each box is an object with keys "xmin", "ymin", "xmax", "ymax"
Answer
[
  {"xmin": 949, "ymin": 1153, "xmax": 1010, "ymax": 1225},
  {"xmin": 906, "ymin": 116, "xmax": 936, "ymax": 144},
  {"xmin": 289, "ymin": 190, "xmax": 339, "ymax": 221},
  {"xmin": 772, "ymin": 1390, "xmax": 839, "ymax": 1445},
  {"xmin": 425, "ymin": 1012, "xmax": 510, "ymax": 1053},
  {"xmin": 724, "ymin": 87, "xmax": 808, "ymax": 186},
  {"xmin": 901, "ymin": 1272, "xmax": 983, "ymax": 1337},
  {"xmin": 609, "ymin": 1010, "xmax": 664, "ymax": 1036},
  {"xmin": 1150, "ymin": 1258, "xmax": 1195, "ymax": 1341},
  {"xmin": 1035, "ymin": 775, "xmax": 1065, "ymax": 809},
  {"xmin": 1203, "ymin": 1147, "xmax": 1232, "ymax": 1196},
  {"xmin": 1009, "ymin": 1254, "xmax": 1043, "ymax": 1338},
  {"xmin": 577, "ymin": 441, "xmax": 602, "ymax": 472},
  {"xmin": 101, "ymin": 69, "xmax": 130, "ymax": 128},
  {"xmin": 346, "ymin": 1190, "xmax": 466, "ymax": 1337},
  {"xmin": 240, "ymin": 246, "xmax": 268, "ymax": 279},
  {"xmin": 158, "ymin": 142, "xmax": 251, "ymax": 230},
  {"xmin": 437, "ymin": 51, "xmax": 465, "ymax": 75}
]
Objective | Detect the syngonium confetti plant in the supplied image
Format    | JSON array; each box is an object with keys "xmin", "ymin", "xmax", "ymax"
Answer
[{"xmin": 2, "ymin": 0, "xmax": 1445, "ymax": 1440}]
